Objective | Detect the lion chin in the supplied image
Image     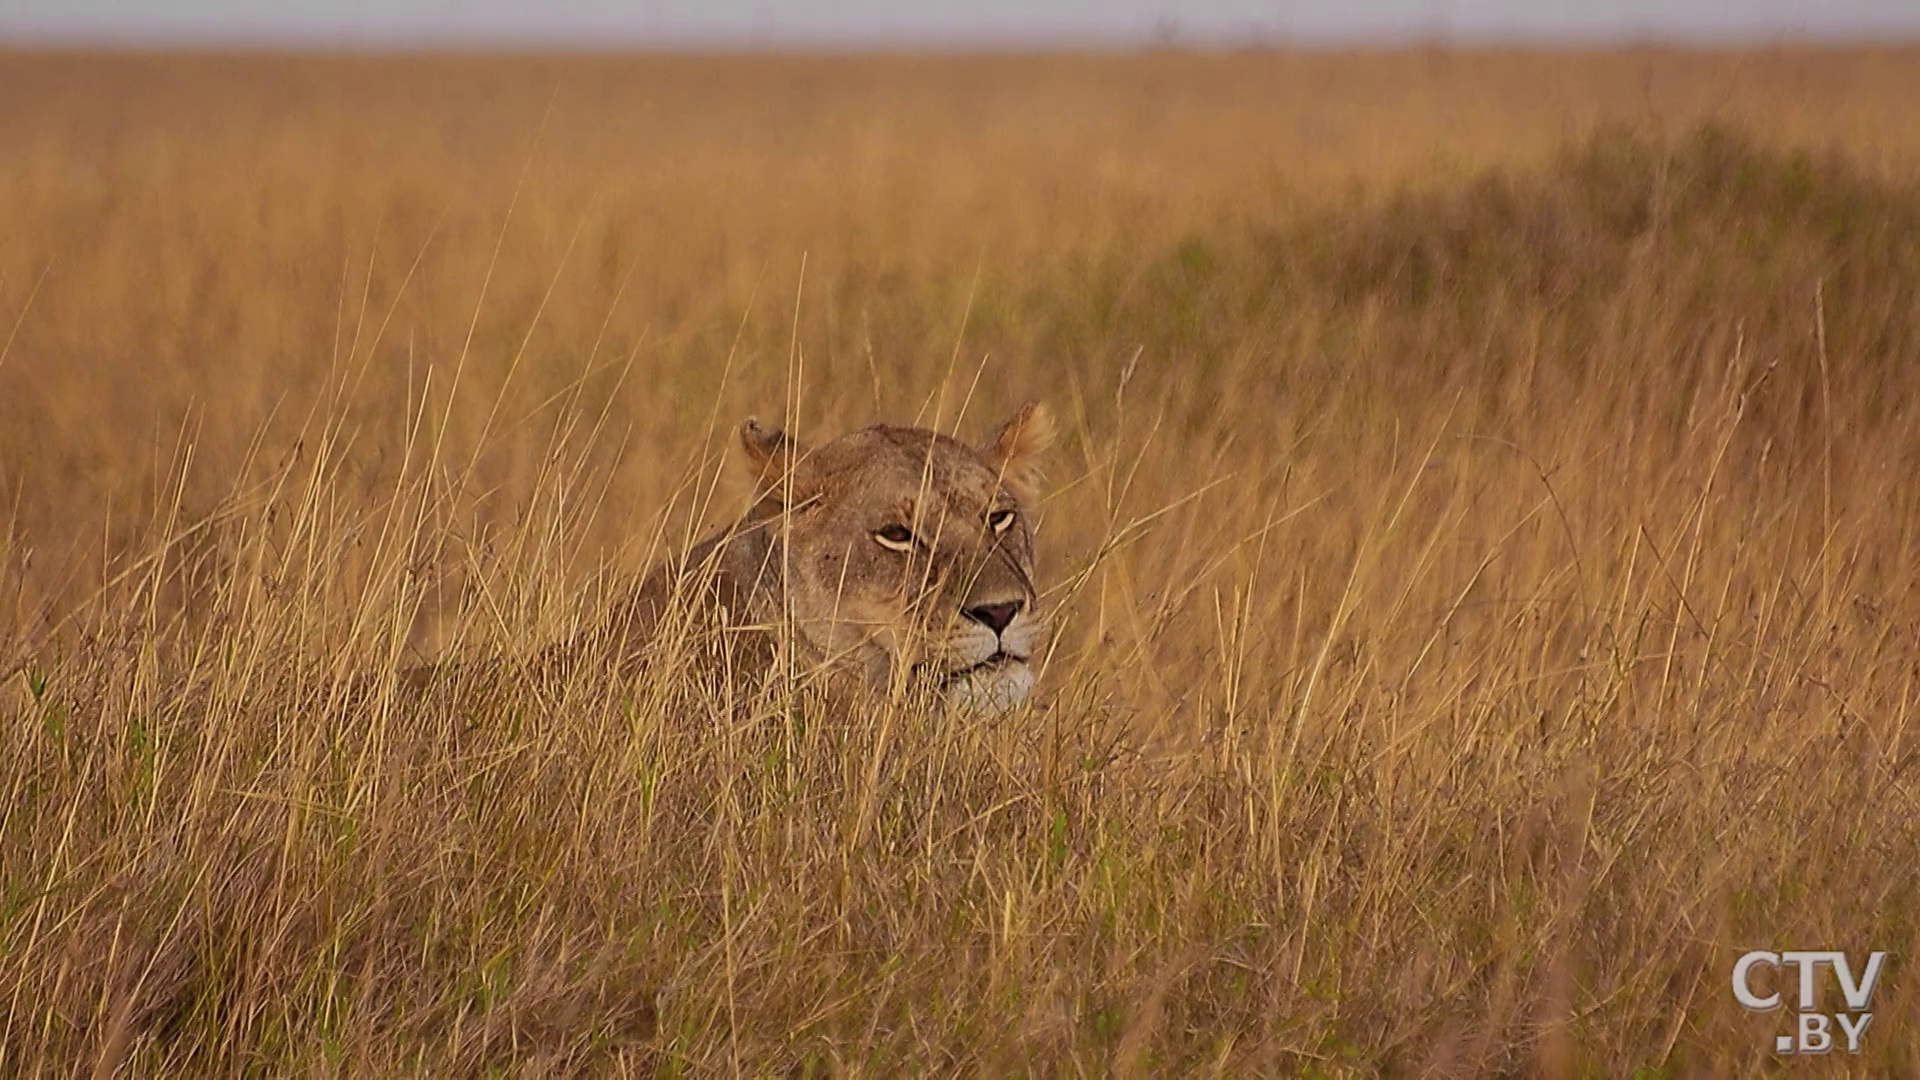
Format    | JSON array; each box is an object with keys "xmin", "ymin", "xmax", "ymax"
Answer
[{"xmin": 937, "ymin": 654, "xmax": 1036, "ymax": 714}]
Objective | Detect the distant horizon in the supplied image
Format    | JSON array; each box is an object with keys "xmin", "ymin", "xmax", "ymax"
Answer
[
  {"xmin": 3, "ymin": 1, "xmax": 1916, "ymax": 51},
  {"xmin": 3, "ymin": 37, "xmax": 1918, "ymax": 57},
  {"xmin": 6, "ymin": 33, "xmax": 1920, "ymax": 52}
]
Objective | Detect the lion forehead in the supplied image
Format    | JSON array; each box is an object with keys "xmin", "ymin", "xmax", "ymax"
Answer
[{"xmin": 805, "ymin": 427, "xmax": 1011, "ymax": 514}]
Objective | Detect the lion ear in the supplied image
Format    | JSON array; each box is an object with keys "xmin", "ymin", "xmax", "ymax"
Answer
[
  {"xmin": 981, "ymin": 401, "xmax": 1055, "ymax": 500},
  {"xmin": 739, "ymin": 417, "xmax": 808, "ymax": 503}
]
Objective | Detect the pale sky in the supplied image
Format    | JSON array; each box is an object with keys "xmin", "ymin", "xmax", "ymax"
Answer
[{"xmin": 0, "ymin": 0, "xmax": 1913, "ymax": 46}]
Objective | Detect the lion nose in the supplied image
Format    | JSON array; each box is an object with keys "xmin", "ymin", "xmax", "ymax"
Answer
[{"xmin": 963, "ymin": 600, "xmax": 1022, "ymax": 635}]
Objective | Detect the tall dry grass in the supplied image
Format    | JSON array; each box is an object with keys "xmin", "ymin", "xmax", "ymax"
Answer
[{"xmin": 2, "ymin": 48, "xmax": 1919, "ymax": 1074}]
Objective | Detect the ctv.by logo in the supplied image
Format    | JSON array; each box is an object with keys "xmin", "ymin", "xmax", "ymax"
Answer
[{"xmin": 1733, "ymin": 950, "xmax": 1889, "ymax": 1054}]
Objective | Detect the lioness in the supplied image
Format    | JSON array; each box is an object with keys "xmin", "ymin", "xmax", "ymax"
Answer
[{"xmin": 592, "ymin": 403, "xmax": 1054, "ymax": 713}]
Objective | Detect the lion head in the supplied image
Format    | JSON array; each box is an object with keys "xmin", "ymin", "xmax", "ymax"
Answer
[{"xmin": 733, "ymin": 403, "xmax": 1055, "ymax": 713}]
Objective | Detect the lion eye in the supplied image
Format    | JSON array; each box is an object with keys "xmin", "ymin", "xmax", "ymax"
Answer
[
  {"xmin": 988, "ymin": 509, "xmax": 1017, "ymax": 534},
  {"xmin": 873, "ymin": 523, "xmax": 915, "ymax": 552}
]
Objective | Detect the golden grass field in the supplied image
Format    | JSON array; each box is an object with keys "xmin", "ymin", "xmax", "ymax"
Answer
[{"xmin": 3, "ymin": 46, "xmax": 1920, "ymax": 1074}]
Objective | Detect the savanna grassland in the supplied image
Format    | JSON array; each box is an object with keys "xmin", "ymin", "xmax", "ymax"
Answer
[{"xmin": 3, "ymin": 46, "xmax": 1920, "ymax": 1075}]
